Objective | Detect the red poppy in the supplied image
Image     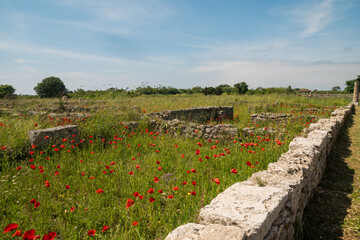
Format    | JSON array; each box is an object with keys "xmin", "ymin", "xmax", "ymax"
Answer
[
  {"xmin": 103, "ymin": 171, "xmax": 108, "ymax": 174},
  {"xmin": 22, "ymin": 229, "xmax": 35, "ymax": 240},
  {"xmin": 44, "ymin": 180, "xmax": 50, "ymax": 188},
  {"xmin": 182, "ymin": 181, "xmax": 187, "ymax": 185},
  {"xmin": 65, "ymin": 185, "xmax": 70, "ymax": 190},
  {"xmin": 168, "ymin": 195, "xmax": 174, "ymax": 199},
  {"xmin": 172, "ymin": 187, "xmax": 179, "ymax": 191},
  {"xmin": 246, "ymin": 161, "xmax": 252, "ymax": 167},
  {"xmin": 126, "ymin": 199, "xmax": 134, "ymax": 208},
  {"xmin": 102, "ymin": 226, "xmax": 109, "ymax": 232},
  {"xmin": 105, "ymin": 165, "xmax": 110, "ymax": 169},
  {"xmin": 133, "ymin": 192, "xmax": 139, "ymax": 197},
  {"xmin": 192, "ymin": 181, "xmax": 197, "ymax": 185},
  {"xmin": 158, "ymin": 189, "xmax": 163, "ymax": 193},
  {"xmin": 136, "ymin": 165, "xmax": 140, "ymax": 169},
  {"xmin": 70, "ymin": 207, "xmax": 75, "ymax": 212},
  {"xmin": 30, "ymin": 199, "xmax": 36, "ymax": 204},
  {"xmin": 158, "ymin": 167, "xmax": 162, "ymax": 171},
  {"xmin": 156, "ymin": 160, "xmax": 160, "ymax": 164},
  {"xmin": 34, "ymin": 202, "xmax": 40, "ymax": 209},
  {"xmin": 87, "ymin": 229, "xmax": 96, "ymax": 237},
  {"xmin": 139, "ymin": 195, "xmax": 144, "ymax": 199},
  {"xmin": 42, "ymin": 232, "xmax": 57, "ymax": 240},
  {"xmin": 132, "ymin": 221, "xmax": 138, "ymax": 226},
  {"xmin": 57, "ymin": 165, "xmax": 61, "ymax": 169},
  {"xmin": 30, "ymin": 165, "xmax": 36, "ymax": 170},
  {"xmin": 16, "ymin": 166, "xmax": 21, "ymax": 171},
  {"xmin": 190, "ymin": 191, "xmax": 196, "ymax": 196},
  {"xmin": 191, "ymin": 168, "xmax": 196, "ymax": 173},
  {"xmin": 214, "ymin": 178, "xmax": 220, "ymax": 185},
  {"xmin": 89, "ymin": 176, "xmax": 95, "ymax": 180},
  {"xmin": 96, "ymin": 189, "xmax": 104, "ymax": 194},
  {"xmin": 147, "ymin": 188, "xmax": 154, "ymax": 194},
  {"xmin": 3, "ymin": 223, "xmax": 18, "ymax": 233},
  {"xmin": 12, "ymin": 230, "xmax": 22, "ymax": 237},
  {"xmin": 129, "ymin": 171, "xmax": 134, "ymax": 175},
  {"xmin": 231, "ymin": 168, "xmax": 238, "ymax": 174},
  {"xmin": 149, "ymin": 197, "xmax": 155, "ymax": 203},
  {"xmin": 154, "ymin": 177, "xmax": 159, "ymax": 183}
]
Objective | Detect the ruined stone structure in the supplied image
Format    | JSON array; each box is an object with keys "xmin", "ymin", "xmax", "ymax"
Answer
[
  {"xmin": 353, "ymin": 81, "xmax": 359, "ymax": 105},
  {"xmin": 148, "ymin": 106, "xmax": 233, "ymax": 123},
  {"xmin": 28, "ymin": 125, "xmax": 80, "ymax": 149},
  {"xmin": 165, "ymin": 103, "xmax": 354, "ymax": 240}
]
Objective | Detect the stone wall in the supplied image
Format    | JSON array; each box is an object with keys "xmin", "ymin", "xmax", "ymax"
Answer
[
  {"xmin": 165, "ymin": 103, "xmax": 354, "ymax": 240},
  {"xmin": 28, "ymin": 125, "xmax": 80, "ymax": 149},
  {"xmin": 148, "ymin": 106, "xmax": 233, "ymax": 123}
]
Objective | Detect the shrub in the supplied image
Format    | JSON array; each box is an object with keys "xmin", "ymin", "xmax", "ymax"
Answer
[{"xmin": 0, "ymin": 84, "xmax": 15, "ymax": 98}]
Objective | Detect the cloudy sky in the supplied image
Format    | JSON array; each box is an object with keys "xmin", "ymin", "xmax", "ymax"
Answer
[{"xmin": 0, "ymin": 0, "xmax": 359, "ymax": 94}]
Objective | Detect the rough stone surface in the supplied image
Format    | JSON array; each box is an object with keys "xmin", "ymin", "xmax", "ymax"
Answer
[
  {"xmin": 165, "ymin": 223, "xmax": 246, "ymax": 240},
  {"xmin": 165, "ymin": 103, "xmax": 354, "ymax": 240},
  {"xmin": 148, "ymin": 106, "xmax": 233, "ymax": 123},
  {"xmin": 28, "ymin": 125, "xmax": 79, "ymax": 148}
]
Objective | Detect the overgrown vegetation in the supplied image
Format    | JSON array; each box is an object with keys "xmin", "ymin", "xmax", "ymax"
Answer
[{"xmin": 0, "ymin": 94, "xmax": 352, "ymax": 239}]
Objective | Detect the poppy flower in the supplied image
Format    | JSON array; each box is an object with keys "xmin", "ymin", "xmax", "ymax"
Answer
[
  {"xmin": 168, "ymin": 195, "xmax": 174, "ymax": 199},
  {"xmin": 154, "ymin": 177, "xmax": 159, "ymax": 183},
  {"xmin": 30, "ymin": 199, "xmax": 36, "ymax": 204},
  {"xmin": 172, "ymin": 187, "xmax": 179, "ymax": 191},
  {"xmin": 192, "ymin": 181, "xmax": 197, "ymax": 185},
  {"xmin": 156, "ymin": 160, "xmax": 160, "ymax": 164},
  {"xmin": 65, "ymin": 185, "xmax": 71, "ymax": 190},
  {"xmin": 34, "ymin": 202, "xmax": 40, "ymax": 209},
  {"xmin": 70, "ymin": 207, "xmax": 75, "ymax": 212},
  {"xmin": 147, "ymin": 188, "xmax": 154, "ymax": 194},
  {"xmin": 103, "ymin": 171, "xmax": 108, "ymax": 174},
  {"xmin": 191, "ymin": 168, "xmax": 196, "ymax": 173},
  {"xmin": 214, "ymin": 178, "xmax": 220, "ymax": 185},
  {"xmin": 129, "ymin": 171, "xmax": 134, "ymax": 175},
  {"xmin": 12, "ymin": 230, "xmax": 22, "ymax": 237},
  {"xmin": 16, "ymin": 166, "xmax": 21, "ymax": 171},
  {"xmin": 133, "ymin": 192, "xmax": 139, "ymax": 197},
  {"xmin": 87, "ymin": 229, "xmax": 96, "ymax": 237},
  {"xmin": 190, "ymin": 191, "xmax": 196, "ymax": 196},
  {"xmin": 126, "ymin": 199, "xmax": 134, "ymax": 208},
  {"xmin": 231, "ymin": 168, "xmax": 238, "ymax": 174},
  {"xmin": 182, "ymin": 181, "xmax": 187, "ymax": 185},
  {"xmin": 3, "ymin": 223, "xmax": 18, "ymax": 233},
  {"xmin": 158, "ymin": 189, "xmax": 163, "ymax": 193},
  {"xmin": 102, "ymin": 226, "xmax": 109, "ymax": 232},
  {"xmin": 89, "ymin": 176, "xmax": 95, "ymax": 180},
  {"xmin": 44, "ymin": 180, "xmax": 50, "ymax": 187},
  {"xmin": 132, "ymin": 221, "xmax": 138, "ymax": 226},
  {"xmin": 42, "ymin": 232, "xmax": 57, "ymax": 240},
  {"xmin": 30, "ymin": 165, "xmax": 36, "ymax": 170},
  {"xmin": 96, "ymin": 189, "xmax": 104, "ymax": 194},
  {"xmin": 158, "ymin": 167, "xmax": 162, "ymax": 171},
  {"xmin": 149, "ymin": 197, "xmax": 155, "ymax": 203},
  {"xmin": 22, "ymin": 229, "xmax": 35, "ymax": 240}
]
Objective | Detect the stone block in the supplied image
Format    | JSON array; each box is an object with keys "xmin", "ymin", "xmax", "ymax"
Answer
[{"xmin": 165, "ymin": 223, "xmax": 246, "ymax": 240}]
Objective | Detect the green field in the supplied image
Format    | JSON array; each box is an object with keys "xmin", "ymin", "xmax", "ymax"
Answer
[{"xmin": 0, "ymin": 94, "xmax": 351, "ymax": 239}]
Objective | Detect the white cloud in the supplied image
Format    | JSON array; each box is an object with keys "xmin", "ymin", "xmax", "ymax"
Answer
[
  {"xmin": 0, "ymin": 41, "xmax": 146, "ymax": 66},
  {"xmin": 290, "ymin": 0, "xmax": 336, "ymax": 38}
]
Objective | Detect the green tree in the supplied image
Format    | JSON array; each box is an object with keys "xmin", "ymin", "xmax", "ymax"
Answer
[
  {"xmin": 34, "ymin": 77, "xmax": 67, "ymax": 98},
  {"xmin": 0, "ymin": 84, "xmax": 15, "ymax": 98},
  {"xmin": 214, "ymin": 86, "xmax": 224, "ymax": 95},
  {"xmin": 234, "ymin": 82, "xmax": 248, "ymax": 94},
  {"xmin": 345, "ymin": 75, "xmax": 360, "ymax": 93},
  {"xmin": 203, "ymin": 87, "xmax": 215, "ymax": 95},
  {"xmin": 332, "ymin": 86, "xmax": 341, "ymax": 91}
]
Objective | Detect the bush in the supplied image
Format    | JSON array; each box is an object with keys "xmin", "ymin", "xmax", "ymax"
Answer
[
  {"xmin": 34, "ymin": 76, "xmax": 67, "ymax": 98},
  {"xmin": 0, "ymin": 84, "xmax": 15, "ymax": 98}
]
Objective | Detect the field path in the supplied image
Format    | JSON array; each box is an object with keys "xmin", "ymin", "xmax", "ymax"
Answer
[{"xmin": 302, "ymin": 106, "xmax": 360, "ymax": 239}]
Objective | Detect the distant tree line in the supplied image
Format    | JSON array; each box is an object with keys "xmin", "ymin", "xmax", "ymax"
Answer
[{"xmin": 1, "ymin": 75, "xmax": 359, "ymax": 99}]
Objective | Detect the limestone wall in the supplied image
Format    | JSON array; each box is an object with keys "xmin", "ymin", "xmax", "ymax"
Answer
[
  {"xmin": 165, "ymin": 103, "xmax": 354, "ymax": 240},
  {"xmin": 148, "ymin": 106, "xmax": 233, "ymax": 123},
  {"xmin": 28, "ymin": 125, "xmax": 80, "ymax": 149}
]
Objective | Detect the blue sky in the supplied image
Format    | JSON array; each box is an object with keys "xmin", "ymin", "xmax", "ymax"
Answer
[{"xmin": 0, "ymin": 0, "xmax": 359, "ymax": 94}]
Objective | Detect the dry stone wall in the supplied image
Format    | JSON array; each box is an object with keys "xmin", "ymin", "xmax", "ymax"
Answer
[
  {"xmin": 148, "ymin": 106, "xmax": 233, "ymax": 123},
  {"xmin": 165, "ymin": 103, "xmax": 354, "ymax": 240}
]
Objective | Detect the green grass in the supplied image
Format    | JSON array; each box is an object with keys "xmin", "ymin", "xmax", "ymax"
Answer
[{"xmin": 0, "ymin": 94, "xmax": 352, "ymax": 239}]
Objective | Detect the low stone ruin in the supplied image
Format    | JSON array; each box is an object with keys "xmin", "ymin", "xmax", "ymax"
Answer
[
  {"xmin": 28, "ymin": 125, "xmax": 80, "ymax": 149},
  {"xmin": 165, "ymin": 103, "xmax": 354, "ymax": 240},
  {"xmin": 148, "ymin": 106, "xmax": 233, "ymax": 123}
]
